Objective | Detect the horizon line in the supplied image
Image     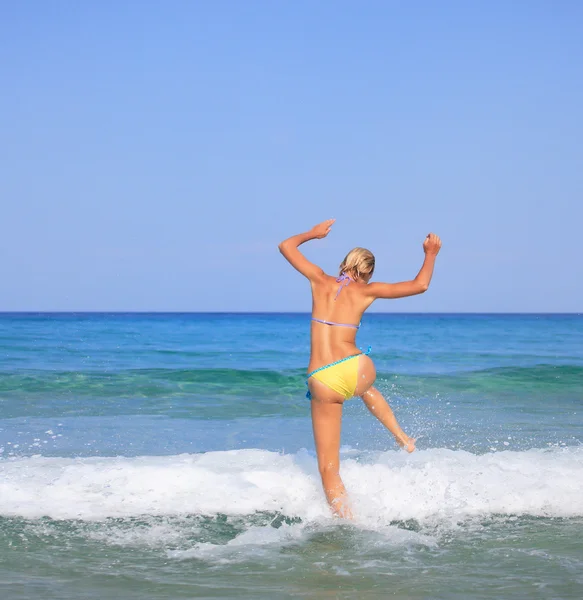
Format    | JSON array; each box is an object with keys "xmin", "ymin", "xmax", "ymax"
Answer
[{"xmin": 0, "ymin": 311, "xmax": 581, "ymax": 316}]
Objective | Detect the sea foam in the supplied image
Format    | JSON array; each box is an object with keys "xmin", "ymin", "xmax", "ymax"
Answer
[{"xmin": 1, "ymin": 447, "xmax": 582, "ymax": 523}]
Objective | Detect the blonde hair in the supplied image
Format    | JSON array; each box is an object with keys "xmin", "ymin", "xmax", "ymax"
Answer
[{"xmin": 339, "ymin": 247, "xmax": 375, "ymax": 282}]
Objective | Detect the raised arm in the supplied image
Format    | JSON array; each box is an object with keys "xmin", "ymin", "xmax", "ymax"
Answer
[
  {"xmin": 366, "ymin": 233, "xmax": 442, "ymax": 300},
  {"xmin": 278, "ymin": 219, "xmax": 335, "ymax": 281}
]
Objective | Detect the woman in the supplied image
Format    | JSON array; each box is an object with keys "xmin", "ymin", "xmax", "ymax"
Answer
[{"xmin": 279, "ymin": 219, "xmax": 442, "ymax": 518}]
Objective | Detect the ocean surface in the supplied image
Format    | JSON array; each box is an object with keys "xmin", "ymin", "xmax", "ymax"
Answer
[{"xmin": 0, "ymin": 312, "xmax": 582, "ymax": 599}]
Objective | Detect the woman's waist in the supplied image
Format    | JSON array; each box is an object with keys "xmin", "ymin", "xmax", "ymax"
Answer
[{"xmin": 308, "ymin": 344, "xmax": 363, "ymax": 372}]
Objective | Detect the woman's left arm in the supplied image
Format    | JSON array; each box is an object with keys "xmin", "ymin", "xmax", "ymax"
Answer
[{"xmin": 278, "ymin": 219, "xmax": 335, "ymax": 282}]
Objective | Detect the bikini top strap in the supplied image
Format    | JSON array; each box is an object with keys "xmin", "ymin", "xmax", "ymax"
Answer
[{"xmin": 335, "ymin": 273, "xmax": 352, "ymax": 300}]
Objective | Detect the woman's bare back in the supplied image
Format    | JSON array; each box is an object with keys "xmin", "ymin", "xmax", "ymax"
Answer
[{"xmin": 308, "ymin": 274, "xmax": 373, "ymax": 371}]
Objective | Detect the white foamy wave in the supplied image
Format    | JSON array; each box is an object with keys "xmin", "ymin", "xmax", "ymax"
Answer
[
  {"xmin": 1, "ymin": 447, "xmax": 582, "ymax": 522},
  {"xmin": 168, "ymin": 522, "xmax": 307, "ymax": 563},
  {"xmin": 167, "ymin": 522, "xmax": 436, "ymax": 562}
]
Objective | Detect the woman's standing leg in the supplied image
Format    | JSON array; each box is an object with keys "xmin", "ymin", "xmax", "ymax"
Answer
[{"xmin": 308, "ymin": 379, "xmax": 353, "ymax": 518}]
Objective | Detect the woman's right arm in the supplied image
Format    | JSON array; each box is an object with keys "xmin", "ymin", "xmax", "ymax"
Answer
[
  {"xmin": 278, "ymin": 219, "xmax": 335, "ymax": 282},
  {"xmin": 366, "ymin": 233, "xmax": 442, "ymax": 299}
]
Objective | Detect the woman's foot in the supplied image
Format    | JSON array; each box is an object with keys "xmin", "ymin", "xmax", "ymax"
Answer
[
  {"xmin": 395, "ymin": 436, "xmax": 416, "ymax": 453},
  {"xmin": 330, "ymin": 493, "xmax": 354, "ymax": 519}
]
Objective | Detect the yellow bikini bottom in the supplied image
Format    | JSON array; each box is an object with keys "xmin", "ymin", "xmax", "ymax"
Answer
[{"xmin": 306, "ymin": 353, "xmax": 363, "ymax": 400}]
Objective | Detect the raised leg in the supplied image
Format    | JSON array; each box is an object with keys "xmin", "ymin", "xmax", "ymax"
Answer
[
  {"xmin": 354, "ymin": 356, "xmax": 415, "ymax": 452},
  {"xmin": 361, "ymin": 386, "xmax": 416, "ymax": 452}
]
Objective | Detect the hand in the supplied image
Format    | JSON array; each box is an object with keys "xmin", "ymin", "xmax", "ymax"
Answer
[
  {"xmin": 423, "ymin": 233, "xmax": 442, "ymax": 256},
  {"xmin": 310, "ymin": 219, "xmax": 336, "ymax": 239}
]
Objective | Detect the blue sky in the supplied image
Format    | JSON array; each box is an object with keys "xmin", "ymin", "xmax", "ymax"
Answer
[{"xmin": 1, "ymin": 1, "xmax": 581, "ymax": 312}]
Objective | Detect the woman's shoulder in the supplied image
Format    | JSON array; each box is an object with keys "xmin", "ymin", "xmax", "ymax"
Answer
[{"xmin": 312, "ymin": 272, "xmax": 337, "ymax": 285}]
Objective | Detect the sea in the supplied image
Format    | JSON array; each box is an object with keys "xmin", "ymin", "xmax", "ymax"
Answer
[{"xmin": 0, "ymin": 312, "xmax": 582, "ymax": 600}]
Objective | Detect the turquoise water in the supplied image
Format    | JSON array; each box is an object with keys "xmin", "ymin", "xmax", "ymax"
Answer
[{"xmin": 1, "ymin": 313, "xmax": 582, "ymax": 599}]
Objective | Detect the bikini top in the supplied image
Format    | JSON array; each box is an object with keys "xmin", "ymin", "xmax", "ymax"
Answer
[{"xmin": 311, "ymin": 273, "xmax": 360, "ymax": 330}]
